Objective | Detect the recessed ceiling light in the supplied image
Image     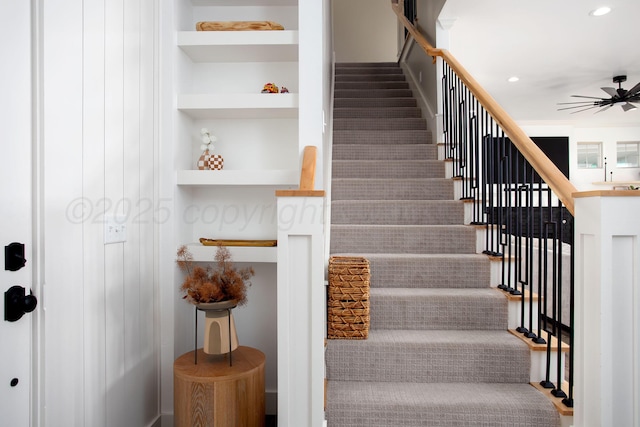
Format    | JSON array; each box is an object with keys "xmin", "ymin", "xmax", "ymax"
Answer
[
  {"xmin": 507, "ymin": 76, "xmax": 519, "ymax": 83},
  {"xmin": 590, "ymin": 6, "xmax": 611, "ymax": 16}
]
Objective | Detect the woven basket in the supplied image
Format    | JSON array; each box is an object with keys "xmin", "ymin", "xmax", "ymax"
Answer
[{"xmin": 327, "ymin": 256, "xmax": 370, "ymax": 339}]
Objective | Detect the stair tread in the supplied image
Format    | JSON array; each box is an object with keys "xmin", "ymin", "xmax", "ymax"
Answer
[
  {"xmin": 328, "ymin": 329, "xmax": 525, "ymax": 346},
  {"xmin": 331, "ymin": 200, "xmax": 464, "ymax": 225},
  {"xmin": 326, "ymin": 381, "xmax": 560, "ymax": 427},
  {"xmin": 325, "ymin": 330, "xmax": 531, "ymax": 383},
  {"xmin": 331, "ymin": 177, "xmax": 449, "ymax": 182},
  {"xmin": 331, "ymin": 252, "xmax": 488, "ymax": 260},
  {"xmin": 331, "ymin": 224, "xmax": 473, "ymax": 230},
  {"xmin": 332, "ymin": 145, "xmax": 436, "ymax": 160},
  {"xmin": 330, "ymin": 252, "xmax": 490, "ymax": 289},
  {"xmin": 333, "ymin": 117, "xmax": 427, "ymax": 130},
  {"xmin": 335, "ymin": 81, "xmax": 410, "ymax": 88},
  {"xmin": 330, "ymin": 225, "xmax": 477, "ymax": 254},
  {"xmin": 336, "ymin": 62, "xmax": 399, "ymax": 66},
  {"xmin": 334, "ymin": 90, "xmax": 413, "ymax": 98},
  {"xmin": 370, "ymin": 288, "xmax": 507, "ymax": 330},
  {"xmin": 332, "ymin": 161, "xmax": 444, "ymax": 178},
  {"xmin": 334, "ymin": 98, "xmax": 417, "ymax": 106},
  {"xmin": 370, "ymin": 287, "xmax": 501, "ymax": 297},
  {"xmin": 331, "ymin": 179, "xmax": 454, "ymax": 201},
  {"xmin": 333, "ymin": 159, "xmax": 440, "ymax": 164},
  {"xmin": 333, "ymin": 129, "xmax": 432, "ymax": 144},
  {"xmin": 331, "ymin": 200, "xmax": 462, "ymax": 205}
]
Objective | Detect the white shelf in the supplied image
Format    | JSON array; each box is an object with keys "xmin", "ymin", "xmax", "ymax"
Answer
[
  {"xmin": 593, "ymin": 181, "xmax": 640, "ymax": 185},
  {"xmin": 184, "ymin": 243, "xmax": 277, "ymax": 263},
  {"xmin": 177, "ymin": 93, "xmax": 298, "ymax": 118},
  {"xmin": 177, "ymin": 169, "xmax": 299, "ymax": 186},
  {"xmin": 177, "ymin": 30, "xmax": 298, "ymax": 62}
]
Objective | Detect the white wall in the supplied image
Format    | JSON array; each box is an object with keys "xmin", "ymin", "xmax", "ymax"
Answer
[
  {"xmin": 572, "ymin": 126, "xmax": 640, "ymax": 188},
  {"xmin": 520, "ymin": 124, "xmax": 640, "ymax": 191},
  {"xmin": 331, "ymin": 0, "xmax": 397, "ymax": 63},
  {"xmin": 42, "ymin": 0, "xmax": 160, "ymax": 426}
]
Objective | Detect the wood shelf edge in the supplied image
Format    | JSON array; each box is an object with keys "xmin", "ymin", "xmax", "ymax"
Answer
[
  {"xmin": 531, "ymin": 381, "xmax": 574, "ymax": 417},
  {"xmin": 275, "ymin": 190, "xmax": 325, "ymax": 197},
  {"xmin": 574, "ymin": 189, "xmax": 640, "ymax": 198},
  {"xmin": 508, "ymin": 329, "xmax": 570, "ymax": 352}
]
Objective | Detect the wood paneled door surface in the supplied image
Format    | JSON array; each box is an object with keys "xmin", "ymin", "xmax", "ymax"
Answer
[{"xmin": 0, "ymin": 2, "xmax": 37, "ymax": 426}]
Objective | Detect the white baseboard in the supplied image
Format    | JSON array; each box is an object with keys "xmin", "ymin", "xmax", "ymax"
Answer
[
  {"xmin": 147, "ymin": 414, "xmax": 172, "ymax": 427},
  {"xmin": 145, "ymin": 414, "xmax": 162, "ymax": 427},
  {"xmin": 399, "ymin": 62, "xmax": 439, "ymax": 146}
]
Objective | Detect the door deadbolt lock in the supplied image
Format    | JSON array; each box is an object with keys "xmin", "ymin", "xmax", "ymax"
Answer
[
  {"xmin": 4, "ymin": 285, "xmax": 37, "ymax": 322},
  {"xmin": 5, "ymin": 242, "xmax": 26, "ymax": 271}
]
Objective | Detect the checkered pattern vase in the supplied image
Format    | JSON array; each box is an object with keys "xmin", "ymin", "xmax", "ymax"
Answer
[
  {"xmin": 197, "ymin": 150, "xmax": 224, "ymax": 170},
  {"xmin": 208, "ymin": 154, "xmax": 224, "ymax": 170},
  {"xmin": 197, "ymin": 150, "xmax": 211, "ymax": 170}
]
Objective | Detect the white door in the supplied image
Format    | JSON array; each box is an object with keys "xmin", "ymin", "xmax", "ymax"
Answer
[{"xmin": 0, "ymin": 2, "xmax": 37, "ymax": 426}]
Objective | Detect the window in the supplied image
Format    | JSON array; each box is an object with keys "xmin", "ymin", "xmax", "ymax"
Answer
[
  {"xmin": 577, "ymin": 142, "xmax": 602, "ymax": 169},
  {"xmin": 617, "ymin": 142, "xmax": 640, "ymax": 168}
]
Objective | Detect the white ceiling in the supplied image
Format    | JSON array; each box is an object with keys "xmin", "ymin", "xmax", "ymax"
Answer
[{"xmin": 438, "ymin": 0, "xmax": 640, "ymax": 126}]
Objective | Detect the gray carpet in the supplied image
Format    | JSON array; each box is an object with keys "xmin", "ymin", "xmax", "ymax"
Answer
[{"xmin": 326, "ymin": 62, "xmax": 560, "ymax": 426}]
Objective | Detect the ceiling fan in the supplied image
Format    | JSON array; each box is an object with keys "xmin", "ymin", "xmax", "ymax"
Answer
[{"xmin": 558, "ymin": 75, "xmax": 640, "ymax": 114}]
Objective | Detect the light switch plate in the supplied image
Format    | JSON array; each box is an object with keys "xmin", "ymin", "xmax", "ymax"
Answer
[{"xmin": 104, "ymin": 214, "xmax": 127, "ymax": 244}]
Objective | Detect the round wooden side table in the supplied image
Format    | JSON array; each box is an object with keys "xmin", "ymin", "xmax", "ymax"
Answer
[{"xmin": 174, "ymin": 346, "xmax": 266, "ymax": 427}]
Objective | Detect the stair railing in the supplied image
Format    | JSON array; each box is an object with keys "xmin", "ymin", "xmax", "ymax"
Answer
[{"xmin": 392, "ymin": 1, "xmax": 576, "ymax": 409}]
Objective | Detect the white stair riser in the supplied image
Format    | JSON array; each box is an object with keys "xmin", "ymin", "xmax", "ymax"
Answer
[
  {"xmin": 508, "ymin": 299, "xmax": 539, "ymax": 331},
  {"xmin": 530, "ymin": 349, "xmax": 566, "ymax": 384}
]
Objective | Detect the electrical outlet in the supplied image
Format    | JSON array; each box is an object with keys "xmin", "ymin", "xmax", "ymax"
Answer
[{"xmin": 104, "ymin": 214, "xmax": 127, "ymax": 244}]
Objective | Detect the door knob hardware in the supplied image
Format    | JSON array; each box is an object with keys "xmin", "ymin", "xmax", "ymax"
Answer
[
  {"xmin": 5, "ymin": 242, "xmax": 26, "ymax": 271},
  {"xmin": 4, "ymin": 285, "xmax": 37, "ymax": 322}
]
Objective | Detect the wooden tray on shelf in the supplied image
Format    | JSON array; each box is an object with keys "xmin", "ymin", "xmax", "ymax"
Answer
[
  {"xmin": 199, "ymin": 238, "xmax": 277, "ymax": 247},
  {"xmin": 196, "ymin": 21, "xmax": 284, "ymax": 31}
]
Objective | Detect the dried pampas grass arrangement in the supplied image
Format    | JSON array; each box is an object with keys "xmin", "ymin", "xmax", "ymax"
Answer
[{"xmin": 176, "ymin": 244, "xmax": 254, "ymax": 306}]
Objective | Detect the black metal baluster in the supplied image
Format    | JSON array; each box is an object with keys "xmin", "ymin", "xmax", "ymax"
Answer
[
  {"xmin": 540, "ymin": 214, "xmax": 556, "ymax": 389},
  {"xmin": 564, "ymin": 220, "xmax": 575, "ymax": 408},
  {"xmin": 440, "ymin": 63, "xmax": 575, "ymax": 409},
  {"xmin": 525, "ymin": 165, "xmax": 537, "ymax": 340},
  {"xmin": 532, "ymin": 183, "xmax": 546, "ymax": 345},
  {"xmin": 497, "ymin": 132, "xmax": 508, "ymax": 290},
  {"xmin": 552, "ymin": 204, "xmax": 567, "ymax": 399},
  {"xmin": 469, "ymin": 99, "xmax": 482, "ymax": 223}
]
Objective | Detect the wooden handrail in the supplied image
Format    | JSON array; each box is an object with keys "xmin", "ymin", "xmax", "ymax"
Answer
[
  {"xmin": 392, "ymin": 2, "xmax": 441, "ymax": 61},
  {"xmin": 391, "ymin": 1, "xmax": 577, "ymax": 215},
  {"xmin": 275, "ymin": 145, "xmax": 324, "ymax": 197},
  {"xmin": 300, "ymin": 145, "xmax": 317, "ymax": 190}
]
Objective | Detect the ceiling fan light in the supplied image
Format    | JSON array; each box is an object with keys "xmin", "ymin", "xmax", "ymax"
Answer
[{"xmin": 589, "ymin": 6, "xmax": 611, "ymax": 16}]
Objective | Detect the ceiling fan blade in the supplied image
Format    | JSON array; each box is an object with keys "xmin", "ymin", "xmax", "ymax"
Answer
[
  {"xmin": 570, "ymin": 105, "xmax": 601, "ymax": 114},
  {"xmin": 622, "ymin": 103, "xmax": 637, "ymax": 112},
  {"xmin": 557, "ymin": 101, "xmax": 598, "ymax": 105},
  {"xmin": 570, "ymin": 95, "xmax": 606, "ymax": 100},
  {"xmin": 595, "ymin": 105, "xmax": 613, "ymax": 113},
  {"xmin": 601, "ymin": 87, "xmax": 617, "ymax": 97},
  {"xmin": 558, "ymin": 104, "xmax": 597, "ymax": 111},
  {"xmin": 625, "ymin": 81, "xmax": 640, "ymax": 97}
]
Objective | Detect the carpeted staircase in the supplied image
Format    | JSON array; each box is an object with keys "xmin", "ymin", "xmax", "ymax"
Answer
[{"xmin": 325, "ymin": 62, "xmax": 560, "ymax": 426}]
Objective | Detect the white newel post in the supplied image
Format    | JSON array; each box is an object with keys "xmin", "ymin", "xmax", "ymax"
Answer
[
  {"xmin": 276, "ymin": 192, "xmax": 326, "ymax": 427},
  {"xmin": 574, "ymin": 191, "xmax": 640, "ymax": 427}
]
